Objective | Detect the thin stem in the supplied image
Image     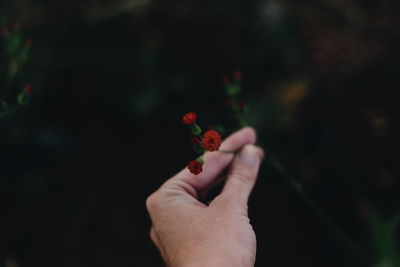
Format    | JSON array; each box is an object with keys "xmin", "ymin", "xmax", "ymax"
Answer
[
  {"xmin": 267, "ymin": 152, "xmax": 371, "ymax": 261},
  {"xmin": 218, "ymin": 149, "xmax": 235, "ymax": 154},
  {"xmin": 227, "ymin": 84, "xmax": 370, "ymax": 261},
  {"xmin": 0, "ymin": 105, "xmax": 21, "ymax": 119}
]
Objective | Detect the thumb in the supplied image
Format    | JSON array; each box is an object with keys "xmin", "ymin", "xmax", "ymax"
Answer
[{"xmin": 216, "ymin": 144, "xmax": 264, "ymax": 209}]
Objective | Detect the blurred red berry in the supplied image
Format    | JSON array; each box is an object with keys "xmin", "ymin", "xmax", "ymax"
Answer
[
  {"xmin": 182, "ymin": 112, "xmax": 197, "ymax": 125},
  {"xmin": 238, "ymin": 100, "xmax": 245, "ymax": 108},
  {"xmin": 2, "ymin": 26, "xmax": 10, "ymax": 37},
  {"xmin": 234, "ymin": 70, "xmax": 242, "ymax": 79},
  {"xmin": 188, "ymin": 160, "xmax": 203, "ymax": 175},
  {"xmin": 222, "ymin": 76, "xmax": 230, "ymax": 85},
  {"xmin": 24, "ymin": 84, "xmax": 32, "ymax": 95},
  {"xmin": 26, "ymin": 37, "xmax": 32, "ymax": 47},
  {"xmin": 190, "ymin": 136, "xmax": 201, "ymax": 145},
  {"xmin": 14, "ymin": 21, "xmax": 20, "ymax": 31},
  {"xmin": 201, "ymin": 129, "xmax": 222, "ymax": 151},
  {"xmin": 224, "ymin": 99, "xmax": 232, "ymax": 107},
  {"xmin": 0, "ymin": 98, "xmax": 4, "ymax": 103}
]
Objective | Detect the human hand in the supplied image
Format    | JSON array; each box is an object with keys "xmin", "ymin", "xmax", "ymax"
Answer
[{"xmin": 146, "ymin": 127, "xmax": 264, "ymax": 267}]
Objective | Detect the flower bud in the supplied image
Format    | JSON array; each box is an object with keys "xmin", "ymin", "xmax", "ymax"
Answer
[
  {"xmin": 17, "ymin": 84, "xmax": 32, "ymax": 106},
  {"xmin": 0, "ymin": 98, "xmax": 9, "ymax": 113},
  {"xmin": 222, "ymin": 76, "xmax": 230, "ymax": 86},
  {"xmin": 24, "ymin": 84, "xmax": 32, "ymax": 95},
  {"xmin": 26, "ymin": 37, "xmax": 32, "ymax": 47},
  {"xmin": 14, "ymin": 21, "xmax": 20, "ymax": 31},
  {"xmin": 234, "ymin": 70, "xmax": 242, "ymax": 80},
  {"xmin": 193, "ymin": 144, "xmax": 204, "ymax": 154},
  {"xmin": 182, "ymin": 112, "xmax": 197, "ymax": 125},
  {"xmin": 196, "ymin": 157, "xmax": 204, "ymax": 165},
  {"xmin": 2, "ymin": 26, "xmax": 10, "ymax": 37},
  {"xmin": 188, "ymin": 160, "xmax": 203, "ymax": 175},
  {"xmin": 190, "ymin": 123, "xmax": 202, "ymax": 135}
]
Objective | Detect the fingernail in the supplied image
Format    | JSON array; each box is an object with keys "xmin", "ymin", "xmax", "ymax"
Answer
[{"xmin": 237, "ymin": 145, "xmax": 264, "ymax": 166}]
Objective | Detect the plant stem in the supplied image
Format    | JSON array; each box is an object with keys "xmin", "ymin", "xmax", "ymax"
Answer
[
  {"xmin": 227, "ymin": 83, "xmax": 370, "ymax": 261},
  {"xmin": 218, "ymin": 149, "xmax": 235, "ymax": 154},
  {"xmin": 267, "ymin": 151, "xmax": 371, "ymax": 261},
  {"xmin": 0, "ymin": 105, "xmax": 20, "ymax": 119}
]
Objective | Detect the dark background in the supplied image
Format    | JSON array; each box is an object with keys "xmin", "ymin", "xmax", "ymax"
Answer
[{"xmin": 1, "ymin": 0, "xmax": 399, "ymax": 266}]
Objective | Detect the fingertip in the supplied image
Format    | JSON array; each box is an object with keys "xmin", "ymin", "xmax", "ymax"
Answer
[
  {"xmin": 240, "ymin": 127, "xmax": 257, "ymax": 144},
  {"xmin": 220, "ymin": 127, "xmax": 257, "ymax": 151},
  {"xmin": 236, "ymin": 144, "xmax": 263, "ymax": 167}
]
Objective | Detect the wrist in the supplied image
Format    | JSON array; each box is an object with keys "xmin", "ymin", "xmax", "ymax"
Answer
[
  {"xmin": 179, "ymin": 259, "xmax": 232, "ymax": 267},
  {"xmin": 177, "ymin": 255, "xmax": 250, "ymax": 267}
]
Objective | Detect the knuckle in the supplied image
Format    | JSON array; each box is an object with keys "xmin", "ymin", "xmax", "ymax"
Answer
[
  {"xmin": 230, "ymin": 168, "xmax": 255, "ymax": 186},
  {"xmin": 145, "ymin": 193, "xmax": 159, "ymax": 212}
]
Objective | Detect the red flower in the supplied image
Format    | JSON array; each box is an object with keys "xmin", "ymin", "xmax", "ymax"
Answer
[
  {"xmin": 182, "ymin": 112, "xmax": 197, "ymax": 125},
  {"xmin": 26, "ymin": 37, "xmax": 32, "ymax": 47},
  {"xmin": 2, "ymin": 26, "xmax": 9, "ymax": 37},
  {"xmin": 234, "ymin": 70, "xmax": 242, "ymax": 80},
  {"xmin": 190, "ymin": 136, "xmax": 201, "ymax": 145},
  {"xmin": 224, "ymin": 99, "xmax": 232, "ymax": 107},
  {"xmin": 201, "ymin": 129, "xmax": 222, "ymax": 151},
  {"xmin": 188, "ymin": 160, "xmax": 203, "ymax": 175},
  {"xmin": 24, "ymin": 84, "xmax": 32, "ymax": 95},
  {"xmin": 14, "ymin": 21, "xmax": 20, "ymax": 31},
  {"xmin": 222, "ymin": 76, "xmax": 230, "ymax": 85}
]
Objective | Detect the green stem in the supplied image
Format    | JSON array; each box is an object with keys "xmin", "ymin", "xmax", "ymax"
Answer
[
  {"xmin": 267, "ymin": 152, "xmax": 371, "ymax": 261},
  {"xmin": 227, "ymin": 88, "xmax": 370, "ymax": 261},
  {"xmin": 0, "ymin": 105, "xmax": 21, "ymax": 119},
  {"xmin": 218, "ymin": 149, "xmax": 235, "ymax": 154}
]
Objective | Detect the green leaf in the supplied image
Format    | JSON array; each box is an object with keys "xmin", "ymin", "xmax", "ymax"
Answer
[
  {"xmin": 370, "ymin": 209, "xmax": 400, "ymax": 267},
  {"xmin": 1, "ymin": 101, "xmax": 9, "ymax": 113},
  {"xmin": 17, "ymin": 92, "xmax": 30, "ymax": 106},
  {"xmin": 193, "ymin": 144, "xmax": 204, "ymax": 154},
  {"xmin": 226, "ymin": 85, "xmax": 240, "ymax": 96},
  {"xmin": 9, "ymin": 59, "xmax": 19, "ymax": 78},
  {"xmin": 196, "ymin": 157, "xmax": 204, "ymax": 165}
]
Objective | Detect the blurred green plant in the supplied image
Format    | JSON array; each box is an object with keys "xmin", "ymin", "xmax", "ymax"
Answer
[
  {"xmin": 0, "ymin": 21, "xmax": 32, "ymax": 119},
  {"xmin": 221, "ymin": 71, "xmax": 400, "ymax": 266},
  {"xmin": 370, "ymin": 210, "xmax": 400, "ymax": 267}
]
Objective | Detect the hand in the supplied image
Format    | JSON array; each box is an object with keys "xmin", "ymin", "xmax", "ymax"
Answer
[{"xmin": 146, "ymin": 127, "xmax": 264, "ymax": 267}]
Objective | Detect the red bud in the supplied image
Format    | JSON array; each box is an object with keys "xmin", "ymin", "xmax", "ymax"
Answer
[
  {"xmin": 2, "ymin": 26, "xmax": 10, "ymax": 37},
  {"xmin": 24, "ymin": 84, "xmax": 33, "ymax": 95},
  {"xmin": 234, "ymin": 70, "xmax": 242, "ymax": 80},
  {"xmin": 26, "ymin": 37, "xmax": 33, "ymax": 47},
  {"xmin": 14, "ymin": 21, "xmax": 21, "ymax": 31},
  {"xmin": 222, "ymin": 76, "xmax": 230, "ymax": 86}
]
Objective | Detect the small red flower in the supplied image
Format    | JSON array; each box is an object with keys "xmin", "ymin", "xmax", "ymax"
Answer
[
  {"xmin": 26, "ymin": 37, "xmax": 32, "ymax": 47},
  {"xmin": 2, "ymin": 26, "xmax": 10, "ymax": 37},
  {"xmin": 182, "ymin": 112, "xmax": 197, "ymax": 125},
  {"xmin": 224, "ymin": 99, "xmax": 232, "ymax": 107},
  {"xmin": 24, "ymin": 84, "xmax": 32, "ymax": 95},
  {"xmin": 188, "ymin": 160, "xmax": 203, "ymax": 175},
  {"xmin": 201, "ymin": 129, "xmax": 222, "ymax": 151},
  {"xmin": 190, "ymin": 136, "xmax": 201, "ymax": 145},
  {"xmin": 234, "ymin": 70, "xmax": 242, "ymax": 80},
  {"xmin": 14, "ymin": 21, "xmax": 20, "ymax": 31},
  {"xmin": 222, "ymin": 76, "xmax": 230, "ymax": 86}
]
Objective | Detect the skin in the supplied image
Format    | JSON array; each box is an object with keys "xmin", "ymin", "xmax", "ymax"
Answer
[{"xmin": 146, "ymin": 127, "xmax": 264, "ymax": 267}]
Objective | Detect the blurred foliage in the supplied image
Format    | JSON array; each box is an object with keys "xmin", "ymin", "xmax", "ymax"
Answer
[
  {"xmin": 0, "ymin": 6, "xmax": 33, "ymax": 118},
  {"xmin": 0, "ymin": 0, "xmax": 399, "ymax": 266}
]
